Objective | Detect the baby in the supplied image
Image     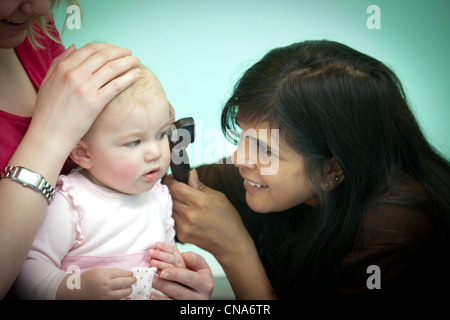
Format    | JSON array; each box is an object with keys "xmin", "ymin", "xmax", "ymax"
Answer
[{"xmin": 13, "ymin": 64, "xmax": 185, "ymax": 300}]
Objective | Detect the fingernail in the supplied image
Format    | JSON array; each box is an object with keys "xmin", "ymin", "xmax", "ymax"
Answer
[{"xmin": 160, "ymin": 272, "xmax": 169, "ymax": 279}]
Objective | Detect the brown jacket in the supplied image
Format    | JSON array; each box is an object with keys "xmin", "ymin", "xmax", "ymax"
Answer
[{"xmin": 196, "ymin": 163, "xmax": 448, "ymax": 298}]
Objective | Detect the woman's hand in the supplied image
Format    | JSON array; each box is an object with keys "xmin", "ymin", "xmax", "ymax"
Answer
[
  {"xmin": 27, "ymin": 42, "xmax": 141, "ymax": 165},
  {"xmin": 164, "ymin": 169, "xmax": 277, "ymax": 299},
  {"xmin": 164, "ymin": 169, "xmax": 253, "ymax": 262},
  {"xmin": 150, "ymin": 250, "xmax": 213, "ymax": 300}
]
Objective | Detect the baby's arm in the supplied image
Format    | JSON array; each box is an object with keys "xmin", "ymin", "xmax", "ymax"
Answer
[{"xmin": 149, "ymin": 242, "xmax": 186, "ymax": 270}]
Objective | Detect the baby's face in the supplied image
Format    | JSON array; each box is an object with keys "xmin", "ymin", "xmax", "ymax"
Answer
[{"xmin": 81, "ymin": 90, "xmax": 172, "ymax": 194}]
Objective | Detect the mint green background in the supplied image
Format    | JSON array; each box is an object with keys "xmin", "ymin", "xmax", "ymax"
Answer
[
  {"xmin": 52, "ymin": 0, "xmax": 449, "ymax": 290},
  {"xmin": 53, "ymin": 0, "xmax": 450, "ymax": 165}
]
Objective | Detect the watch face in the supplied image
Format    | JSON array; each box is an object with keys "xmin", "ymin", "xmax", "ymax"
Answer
[{"xmin": 16, "ymin": 168, "xmax": 41, "ymax": 189}]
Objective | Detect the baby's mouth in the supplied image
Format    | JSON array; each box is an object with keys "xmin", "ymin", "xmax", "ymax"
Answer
[{"xmin": 143, "ymin": 168, "xmax": 160, "ymax": 181}]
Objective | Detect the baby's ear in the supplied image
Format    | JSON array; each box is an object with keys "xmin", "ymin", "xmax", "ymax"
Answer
[{"xmin": 70, "ymin": 140, "xmax": 93, "ymax": 169}]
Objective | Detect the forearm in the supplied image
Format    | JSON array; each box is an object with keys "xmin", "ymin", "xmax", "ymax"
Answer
[
  {"xmin": 0, "ymin": 131, "xmax": 68, "ymax": 298},
  {"xmin": 216, "ymin": 236, "xmax": 277, "ymax": 300}
]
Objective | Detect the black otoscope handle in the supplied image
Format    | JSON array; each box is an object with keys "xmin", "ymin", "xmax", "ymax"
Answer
[
  {"xmin": 169, "ymin": 117, "xmax": 195, "ymax": 183},
  {"xmin": 170, "ymin": 147, "xmax": 191, "ymax": 183}
]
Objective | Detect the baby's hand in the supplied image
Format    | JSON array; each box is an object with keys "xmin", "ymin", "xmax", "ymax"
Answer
[
  {"xmin": 149, "ymin": 242, "xmax": 186, "ymax": 270},
  {"xmin": 57, "ymin": 268, "xmax": 136, "ymax": 300}
]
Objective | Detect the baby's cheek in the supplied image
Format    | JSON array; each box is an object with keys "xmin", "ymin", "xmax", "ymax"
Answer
[
  {"xmin": 162, "ymin": 149, "xmax": 171, "ymax": 172},
  {"xmin": 112, "ymin": 158, "xmax": 141, "ymax": 180}
]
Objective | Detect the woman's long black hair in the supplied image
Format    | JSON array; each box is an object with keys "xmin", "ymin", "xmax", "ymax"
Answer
[{"xmin": 221, "ymin": 40, "xmax": 450, "ymax": 296}]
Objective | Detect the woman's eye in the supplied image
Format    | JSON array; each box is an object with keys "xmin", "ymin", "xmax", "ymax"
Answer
[
  {"xmin": 259, "ymin": 143, "xmax": 272, "ymax": 156},
  {"xmin": 126, "ymin": 140, "xmax": 141, "ymax": 147}
]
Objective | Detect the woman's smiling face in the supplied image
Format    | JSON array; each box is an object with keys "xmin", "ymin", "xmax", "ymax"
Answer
[
  {"xmin": 233, "ymin": 121, "xmax": 317, "ymax": 213},
  {"xmin": 0, "ymin": 0, "xmax": 49, "ymax": 48}
]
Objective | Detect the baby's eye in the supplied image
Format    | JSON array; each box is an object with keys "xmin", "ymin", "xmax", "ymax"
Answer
[
  {"xmin": 126, "ymin": 140, "xmax": 141, "ymax": 147},
  {"xmin": 156, "ymin": 131, "xmax": 169, "ymax": 140}
]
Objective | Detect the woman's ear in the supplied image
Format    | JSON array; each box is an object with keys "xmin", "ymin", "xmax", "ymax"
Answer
[
  {"xmin": 322, "ymin": 157, "xmax": 345, "ymax": 191},
  {"xmin": 70, "ymin": 140, "xmax": 93, "ymax": 169}
]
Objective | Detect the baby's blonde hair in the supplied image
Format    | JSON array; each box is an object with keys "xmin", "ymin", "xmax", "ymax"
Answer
[
  {"xmin": 83, "ymin": 64, "xmax": 167, "ymax": 141},
  {"xmin": 112, "ymin": 64, "xmax": 166, "ymax": 109}
]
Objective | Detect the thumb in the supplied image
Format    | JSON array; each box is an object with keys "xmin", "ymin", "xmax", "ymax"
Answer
[
  {"xmin": 187, "ymin": 168, "xmax": 206, "ymax": 191},
  {"xmin": 181, "ymin": 251, "xmax": 211, "ymax": 273}
]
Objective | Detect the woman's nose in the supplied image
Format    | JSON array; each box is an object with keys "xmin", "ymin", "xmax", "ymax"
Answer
[
  {"xmin": 233, "ymin": 138, "xmax": 257, "ymax": 169},
  {"xmin": 20, "ymin": 0, "xmax": 50, "ymax": 16}
]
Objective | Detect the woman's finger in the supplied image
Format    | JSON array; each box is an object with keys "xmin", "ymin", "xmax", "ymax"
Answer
[
  {"xmin": 160, "ymin": 267, "xmax": 212, "ymax": 296},
  {"xmin": 166, "ymin": 178, "xmax": 204, "ymax": 205},
  {"xmin": 92, "ymin": 55, "xmax": 141, "ymax": 88},
  {"xmin": 77, "ymin": 44, "xmax": 136, "ymax": 76},
  {"xmin": 97, "ymin": 66, "xmax": 141, "ymax": 105},
  {"xmin": 152, "ymin": 273, "xmax": 197, "ymax": 300},
  {"xmin": 182, "ymin": 251, "xmax": 211, "ymax": 273},
  {"xmin": 150, "ymin": 292, "xmax": 172, "ymax": 300},
  {"xmin": 171, "ymin": 193, "xmax": 191, "ymax": 211},
  {"xmin": 43, "ymin": 44, "xmax": 77, "ymax": 81},
  {"xmin": 61, "ymin": 42, "xmax": 128, "ymax": 72},
  {"xmin": 45, "ymin": 43, "xmax": 133, "ymax": 86}
]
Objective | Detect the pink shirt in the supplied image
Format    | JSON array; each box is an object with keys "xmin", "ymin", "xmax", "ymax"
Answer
[
  {"xmin": 0, "ymin": 20, "xmax": 75, "ymax": 174},
  {"xmin": 12, "ymin": 170, "xmax": 175, "ymax": 299}
]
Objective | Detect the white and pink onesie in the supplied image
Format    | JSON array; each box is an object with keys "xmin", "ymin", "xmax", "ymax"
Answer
[{"xmin": 12, "ymin": 169, "xmax": 175, "ymax": 300}]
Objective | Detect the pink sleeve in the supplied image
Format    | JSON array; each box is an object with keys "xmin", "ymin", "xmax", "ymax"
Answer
[{"xmin": 11, "ymin": 182, "xmax": 81, "ymax": 299}]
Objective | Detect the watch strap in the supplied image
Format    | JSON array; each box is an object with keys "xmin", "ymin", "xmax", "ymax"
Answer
[{"xmin": 0, "ymin": 166, "xmax": 55, "ymax": 204}]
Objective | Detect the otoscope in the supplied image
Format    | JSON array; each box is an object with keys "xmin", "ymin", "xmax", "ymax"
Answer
[{"xmin": 169, "ymin": 117, "xmax": 195, "ymax": 183}]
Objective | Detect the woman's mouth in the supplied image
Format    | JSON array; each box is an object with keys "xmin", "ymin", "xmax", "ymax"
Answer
[
  {"xmin": 1, "ymin": 19, "xmax": 31, "ymax": 32},
  {"xmin": 243, "ymin": 179, "xmax": 268, "ymax": 193}
]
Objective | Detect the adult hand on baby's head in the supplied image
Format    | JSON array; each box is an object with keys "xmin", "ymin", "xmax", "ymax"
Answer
[{"xmin": 29, "ymin": 42, "xmax": 141, "ymax": 158}]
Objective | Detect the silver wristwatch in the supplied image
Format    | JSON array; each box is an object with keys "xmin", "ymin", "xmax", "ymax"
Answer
[{"xmin": 0, "ymin": 166, "xmax": 55, "ymax": 204}]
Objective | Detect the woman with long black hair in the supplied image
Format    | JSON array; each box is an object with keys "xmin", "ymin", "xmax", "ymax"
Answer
[{"xmin": 163, "ymin": 40, "xmax": 450, "ymax": 299}]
